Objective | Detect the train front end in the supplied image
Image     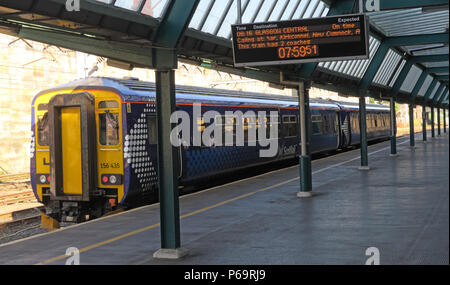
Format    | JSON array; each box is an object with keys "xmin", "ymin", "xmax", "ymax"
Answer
[{"xmin": 30, "ymin": 88, "xmax": 127, "ymax": 223}]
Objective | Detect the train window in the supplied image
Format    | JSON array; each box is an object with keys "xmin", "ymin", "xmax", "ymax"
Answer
[
  {"xmin": 220, "ymin": 115, "xmax": 235, "ymax": 145},
  {"xmin": 282, "ymin": 115, "xmax": 298, "ymax": 137},
  {"xmin": 37, "ymin": 112, "xmax": 49, "ymax": 146},
  {"xmin": 98, "ymin": 101, "xmax": 119, "ymax": 109},
  {"xmin": 311, "ymin": 115, "xmax": 322, "ymax": 135},
  {"xmin": 263, "ymin": 115, "xmax": 279, "ymax": 139},
  {"xmin": 99, "ymin": 112, "xmax": 120, "ymax": 146},
  {"xmin": 147, "ymin": 116, "xmax": 157, "ymax": 144}
]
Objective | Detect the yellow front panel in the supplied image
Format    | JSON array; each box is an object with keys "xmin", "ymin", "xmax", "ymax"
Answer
[
  {"xmin": 33, "ymin": 89, "xmax": 124, "ymax": 202},
  {"xmin": 61, "ymin": 107, "xmax": 83, "ymax": 195}
]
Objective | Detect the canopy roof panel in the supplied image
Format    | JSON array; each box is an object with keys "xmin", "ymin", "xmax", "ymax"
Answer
[{"xmin": 0, "ymin": 0, "xmax": 448, "ymax": 107}]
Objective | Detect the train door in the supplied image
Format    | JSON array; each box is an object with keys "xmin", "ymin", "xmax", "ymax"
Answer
[
  {"xmin": 340, "ymin": 112, "xmax": 351, "ymax": 148},
  {"xmin": 48, "ymin": 92, "xmax": 97, "ymax": 201},
  {"xmin": 281, "ymin": 109, "xmax": 298, "ymax": 158},
  {"xmin": 61, "ymin": 107, "xmax": 82, "ymax": 195},
  {"xmin": 335, "ymin": 111, "xmax": 341, "ymax": 148}
]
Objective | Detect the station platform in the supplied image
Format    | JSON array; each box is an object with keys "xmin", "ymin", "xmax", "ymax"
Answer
[{"xmin": 0, "ymin": 133, "xmax": 448, "ymax": 265}]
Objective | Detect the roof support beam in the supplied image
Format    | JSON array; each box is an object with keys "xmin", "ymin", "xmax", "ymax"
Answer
[
  {"xmin": 17, "ymin": 27, "xmax": 153, "ymax": 67},
  {"xmin": 47, "ymin": 0, "xmax": 160, "ymax": 27},
  {"xmin": 360, "ymin": 33, "xmax": 449, "ymax": 91},
  {"xmin": 423, "ymin": 78, "xmax": 439, "ymax": 104},
  {"xmin": 411, "ymin": 70, "xmax": 431, "ymax": 102},
  {"xmin": 296, "ymin": 0, "xmax": 356, "ymax": 78},
  {"xmin": 325, "ymin": 0, "xmax": 449, "ymax": 10},
  {"xmin": 385, "ymin": 33, "xmax": 449, "ymax": 46},
  {"xmin": 435, "ymin": 75, "xmax": 449, "ymax": 81},
  {"xmin": 410, "ymin": 55, "xmax": 449, "ymax": 63},
  {"xmin": 427, "ymin": 67, "xmax": 449, "ymax": 74},
  {"xmin": 438, "ymin": 91, "xmax": 449, "ymax": 106},
  {"xmin": 374, "ymin": 0, "xmax": 449, "ymax": 10},
  {"xmin": 391, "ymin": 60, "xmax": 413, "ymax": 95},
  {"xmin": 359, "ymin": 42, "xmax": 390, "ymax": 90},
  {"xmin": 152, "ymin": 0, "xmax": 200, "ymax": 69},
  {"xmin": 435, "ymin": 87, "xmax": 448, "ymax": 106},
  {"xmin": 431, "ymin": 84, "xmax": 446, "ymax": 104},
  {"xmin": 391, "ymin": 55, "xmax": 449, "ymax": 97}
]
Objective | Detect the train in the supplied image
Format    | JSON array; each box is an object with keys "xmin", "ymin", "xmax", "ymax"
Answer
[{"xmin": 30, "ymin": 77, "xmax": 391, "ymax": 222}]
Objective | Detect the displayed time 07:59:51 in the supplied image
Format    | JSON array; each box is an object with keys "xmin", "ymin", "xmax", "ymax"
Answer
[{"xmin": 277, "ymin": 45, "xmax": 318, "ymax": 59}]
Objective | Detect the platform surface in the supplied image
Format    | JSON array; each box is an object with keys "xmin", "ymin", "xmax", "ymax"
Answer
[{"xmin": 0, "ymin": 133, "xmax": 448, "ymax": 265}]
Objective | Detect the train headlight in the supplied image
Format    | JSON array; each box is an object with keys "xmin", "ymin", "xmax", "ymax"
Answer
[
  {"xmin": 109, "ymin": 175, "xmax": 117, "ymax": 184},
  {"xmin": 36, "ymin": 174, "xmax": 49, "ymax": 185},
  {"xmin": 101, "ymin": 174, "xmax": 122, "ymax": 185}
]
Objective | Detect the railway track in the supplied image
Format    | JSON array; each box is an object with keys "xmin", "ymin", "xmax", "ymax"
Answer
[
  {"xmin": 0, "ymin": 207, "xmax": 46, "ymax": 244},
  {"xmin": 0, "ymin": 173, "xmax": 30, "ymax": 183},
  {"xmin": 0, "ymin": 172, "xmax": 44, "ymax": 243}
]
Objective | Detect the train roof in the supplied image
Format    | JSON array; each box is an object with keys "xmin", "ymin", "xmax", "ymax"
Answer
[{"xmin": 38, "ymin": 77, "xmax": 390, "ymax": 111}]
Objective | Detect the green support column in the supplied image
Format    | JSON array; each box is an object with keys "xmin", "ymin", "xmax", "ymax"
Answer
[
  {"xmin": 151, "ymin": 0, "xmax": 199, "ymax": 260},
  {"xmin": 297, "ymin": 81, "xmax": 313, "ymax": 198},
  {"xmin": 153, "ymin": 69, "xmax": 187, "ymax": 258},
  {"xmin": 359, "ymin": 96, "xmax": 370, "ymax": 170},
  {"xmin": 444, "ymin": 109, "xmax": 447, "ymax": 133},
  {"xmin": 409, "ymin": 104, "xmax": 415, "ymax": 148},
  {"xmin": 437, "ymin": 108, "xmax": 441, "ymax": 136},
  {"xmin": 422, "ymin": 105, "xmax": 428, "ymax": 142},
  {"xmin": 390, "ymin": 98, "xmax": 398, "ymax": 156},
  {"xmin": 431, "ymin": 107, "xmax": 435, "ymax": 138}
]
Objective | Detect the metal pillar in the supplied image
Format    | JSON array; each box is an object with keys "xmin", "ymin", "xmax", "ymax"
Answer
[
  {"xmin": 297, "ymin": 81, "xmax": 313, "ymax": 197},
  {"xmin": 431, "ymin": 107, "xmax": 435, "ymax": 138},
  {"xmin": 444, "ymin": 109, "xmax": 447, "ymax": 133},
  {"xmin": 409, "ymin": 104, "xmax": 415, "ymax": 148},
  {"xmin": 437, "ymin": 108, "xmax": 441, "ymax": 136},
  {"xmin": 422, "ymin": 105, "xmax": 427, "ymax": 142},
  {"xmin": 390, "ymin": 98, "xmax": 397, "ymax": 156},
  {"xmin": 359, "ymin": 97, "xmax": 369, "ymax": 170},
  {"xmin": 153, "ymin": 70, "xmax": 186, "ymax": 258}
]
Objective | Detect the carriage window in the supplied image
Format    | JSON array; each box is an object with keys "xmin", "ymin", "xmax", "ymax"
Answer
[
  {"xmin": 311, "ymin": 115, "xmax": 322, "ymax": 135},
  {"xmin": 37, "ymin": 112, "xmax": 49, "ymax": 146},
  {"xmin": 147, "ymin": 116, "xmax": 157, "ymax": 144},
  {"xmin": 99, "ymin": 101, "xmax": 119, "ymax": 109},
  {"xmin": 282, "ymin": 115, "xmax": 298, "ymax": 137},
  {"xmin": 99, "ymin": 112, "xmax": 120, "ymax": 146},
  {"xmin": 218, "ymin": 115, "xmax": 235, "ymax": 145}
]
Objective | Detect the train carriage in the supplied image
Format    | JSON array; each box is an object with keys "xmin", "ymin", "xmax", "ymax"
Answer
[{"xmin": 30, "ymin": 77, "xmax": 390, "ymax": 223}]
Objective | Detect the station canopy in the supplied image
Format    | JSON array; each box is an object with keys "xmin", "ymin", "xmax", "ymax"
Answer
[{"xmin": 0, "ymin": 0, "xmax": 448, "ymax": 107}]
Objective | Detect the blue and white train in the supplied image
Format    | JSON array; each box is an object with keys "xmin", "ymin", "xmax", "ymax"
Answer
[{"xmin": 30, "ymin": 77, "xmax": 390, "ymax": 222}]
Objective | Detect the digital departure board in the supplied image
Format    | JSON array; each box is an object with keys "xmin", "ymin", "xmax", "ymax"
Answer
[{"xmin": 231, "ymin": 14, "xmax": 369, "ymax": 67}]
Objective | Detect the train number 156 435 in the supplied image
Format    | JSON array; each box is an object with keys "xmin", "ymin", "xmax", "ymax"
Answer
[{"xmin": 100, "ymin": 162, "xmax": 120, "ymax": 169}]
